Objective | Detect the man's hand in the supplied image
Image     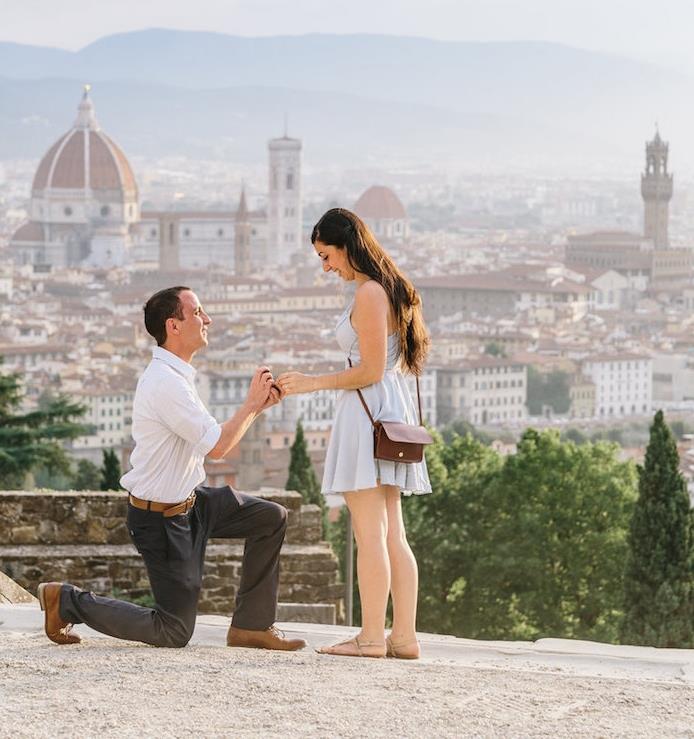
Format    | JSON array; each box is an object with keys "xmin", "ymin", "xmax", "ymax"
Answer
[
  {"xmin": 276, "ymin": 371, "xmax": 316, "ymax": 396},
  {"xmin": 259, "ymin": 383, "xmax": 283, "ymax": 412},
  {"xmin": 209, "ymin": 368, "xmax": 282, "ymax": 460},
  {"xmin": 246, "ymin": 366, "xmax": 275, "ymax": 412}
]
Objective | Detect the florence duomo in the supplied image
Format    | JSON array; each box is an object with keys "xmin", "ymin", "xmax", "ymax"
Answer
[
  {"xmin": 8, "ymin": 86, "xmax": 306, "ymax": 273},
  {"xmin": 10, "ymin": 86, "xmax": 140, "ymax": 269}
]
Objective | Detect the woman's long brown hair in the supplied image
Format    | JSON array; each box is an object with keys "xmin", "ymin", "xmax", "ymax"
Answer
[{"xmin": 311, "ymin": 207, "xmax": 429, "ymax": 375}]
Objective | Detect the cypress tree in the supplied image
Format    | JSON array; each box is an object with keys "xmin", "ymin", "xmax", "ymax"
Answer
[
  {"xmin": 621, "ymin": 410, "xmax": 694, "ymax": 647},
  {"xmin": 100, "ymin": 448, "xmax": 122, "ymax": 491},
  {"xmin": 73, "ymin": 458, "xmax": 101, "ymax": 491},
  {"xmin": 0, "ymin": 358, "xmax": 86, "ymax": 489},
  {"xmin": 286, "ymin": 421, "xmax": 326, "ymax": 535}
]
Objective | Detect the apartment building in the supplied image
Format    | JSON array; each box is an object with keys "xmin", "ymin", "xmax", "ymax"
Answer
[
  {"xmin": 581, "ymin": 353, "xmax": 652, "ymax": 417},
  {"xmin": 434, "ymin": 357, "xmax": 527, "ymax": 427}
]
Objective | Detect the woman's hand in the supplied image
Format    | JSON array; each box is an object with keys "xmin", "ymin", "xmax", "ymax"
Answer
[{"xmin": 277, "ymin": 371, "xmax": 316, "ymax": 396}]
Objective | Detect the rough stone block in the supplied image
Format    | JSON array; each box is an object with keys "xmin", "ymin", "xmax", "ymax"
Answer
[{"xmin": 11, "ymin": 526, "xmax": 39, "ymax": 545}]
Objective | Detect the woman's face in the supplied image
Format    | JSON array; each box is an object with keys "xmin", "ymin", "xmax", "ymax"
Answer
[{"xmin": 313, "ymin": 240, "xmax": 355, "ymax": 281}]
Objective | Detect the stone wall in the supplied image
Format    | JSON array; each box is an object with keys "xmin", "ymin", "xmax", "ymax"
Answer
[{"xmin": 0, "ymin": 489, "xmax": 344, "ymax": 623}]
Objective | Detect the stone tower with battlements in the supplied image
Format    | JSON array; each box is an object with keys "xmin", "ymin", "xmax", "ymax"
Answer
[{"xmin": 641, "ymin": 129, "xmax": 673, "ymax": 248}]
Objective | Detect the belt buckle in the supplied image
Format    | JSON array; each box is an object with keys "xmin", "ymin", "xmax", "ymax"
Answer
[{"xmin": 184, "ymin": 492, "xmax": 196, "ymax": 514}]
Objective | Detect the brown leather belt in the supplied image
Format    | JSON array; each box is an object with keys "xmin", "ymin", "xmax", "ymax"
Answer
[{"xmin": 128, "ymin": 492, "xmax": 197, "ymax": 518}]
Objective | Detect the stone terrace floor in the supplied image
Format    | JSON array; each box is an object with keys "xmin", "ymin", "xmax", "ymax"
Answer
[{"xmin": 1, "ymin": 604, "xmax": 693, "ymax": 738}]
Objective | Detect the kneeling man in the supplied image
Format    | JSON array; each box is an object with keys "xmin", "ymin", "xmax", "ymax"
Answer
[{"xmin": 38, "ymin": 286, "xmax": 305, "ymax": 651}]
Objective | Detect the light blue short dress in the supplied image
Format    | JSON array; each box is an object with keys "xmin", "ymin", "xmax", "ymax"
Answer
[{"xmin": 321, "ymin": 300, "xmax": 432, "ymax": 497}]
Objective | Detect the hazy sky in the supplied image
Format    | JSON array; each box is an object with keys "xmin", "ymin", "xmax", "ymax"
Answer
[{"xmin": 1, "ymin": 0, "xmax": 690, "ymax": 72}]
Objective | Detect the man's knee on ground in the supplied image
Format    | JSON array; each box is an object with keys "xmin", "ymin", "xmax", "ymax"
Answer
[
  {"xmin": 154, "ymin": 618, "xmax": 195, "ymax": 648},
  {"xmin": 168, "ymin": 633, "xmax": 192, "ymax": 648},
  {"xmin": 160, "ymin": 629, "xmax": 192, "ymax": 648}
]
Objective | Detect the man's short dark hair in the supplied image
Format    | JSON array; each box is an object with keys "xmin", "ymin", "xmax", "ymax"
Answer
[{"xmin": 143, "ymin": 286, "xmax": 190, "ymax": 346}]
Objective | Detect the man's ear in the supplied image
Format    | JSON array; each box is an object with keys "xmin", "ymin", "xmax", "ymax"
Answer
[{"xmin": 166, "ymin": 317, "xmax": 179, "ymax": 336}]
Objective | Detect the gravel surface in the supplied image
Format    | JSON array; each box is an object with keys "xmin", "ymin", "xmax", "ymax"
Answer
[{"xmin": 1, "ymin": 631, "xmax": 693, "ymax": 738}]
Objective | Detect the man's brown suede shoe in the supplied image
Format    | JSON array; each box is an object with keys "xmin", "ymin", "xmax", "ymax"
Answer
[
  {"xmin": 227, "ymin": 624, "xmax": 306, "ymax": 651},
  {"xmin": 37, "ymin": 582, "xmax": 81, "ymax": 645}
]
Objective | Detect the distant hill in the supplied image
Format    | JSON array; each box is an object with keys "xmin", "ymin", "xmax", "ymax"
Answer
[
  {"xmin": 1, "ymin": 31, "xmax": 693, "ymax": 169},
  {"xmin": 0, "ymin": 77, "xmax": 541, "ymax": 164}
]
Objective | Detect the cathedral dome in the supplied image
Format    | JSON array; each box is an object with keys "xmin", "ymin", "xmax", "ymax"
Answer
[
  {"xmin": 353, "ymin": 186, "xmax": 407, "ymax": 220},
  {"xmin": 353, "ymin": 185, "xmax": 409, "ymax": 243},
  {"xmin": 31, "ymin": 87, "xmax": 138, "ymax": 199},
  {"xmin": 11, "ymin": 87, "xmax": 140, "ymax": 270}
]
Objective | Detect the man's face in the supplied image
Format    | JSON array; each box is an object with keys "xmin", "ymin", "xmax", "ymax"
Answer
[{"xmin": 172, "ymin": 290, "xmax": 211, "ymax": 352}]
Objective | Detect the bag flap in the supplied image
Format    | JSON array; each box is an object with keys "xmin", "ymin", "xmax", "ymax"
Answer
[{"xmin": 379, "ymin": 421, "xmax": 433, "ymax": 445}]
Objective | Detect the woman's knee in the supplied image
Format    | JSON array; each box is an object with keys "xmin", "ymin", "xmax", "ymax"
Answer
[
  {"xmin": 386, "ymin": 527, "xmax": 409, "ymax": 551},
  {"xmin": 353, "ymin": 522, "xmax": 388, "ymax": 552}
]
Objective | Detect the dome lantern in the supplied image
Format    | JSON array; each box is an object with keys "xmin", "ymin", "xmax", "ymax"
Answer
[{"xmin": 74, "ymin": 84, "xmax": 99, "ymax": 130}]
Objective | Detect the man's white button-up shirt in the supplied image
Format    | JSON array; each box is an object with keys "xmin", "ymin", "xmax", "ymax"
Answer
[{"xmin": 120, "ymin": 347, "xmax": 222, "ymax": 503}]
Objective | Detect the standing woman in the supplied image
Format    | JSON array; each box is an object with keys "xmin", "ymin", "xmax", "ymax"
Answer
[{"xmin": 277, "ymin": 207, "xmax": 431, "ymax": 658}]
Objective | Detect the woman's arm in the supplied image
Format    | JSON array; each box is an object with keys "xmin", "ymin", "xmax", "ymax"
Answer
[{"xmin": 277, "ymin": 281, "xmax": 390, "ymax": 395}]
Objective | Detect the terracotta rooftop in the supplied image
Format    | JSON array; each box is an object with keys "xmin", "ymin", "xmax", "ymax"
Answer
[
  {"xmin": 141, "ymin": 211, "xmax": 235, "ymax": 220},
  {"xmin": 141, "ymin": 210, "xmax": 264, "ymax": 222},
  {"xmin": 583, "ymin": 353, "xmax": 652, "ymax": 363},
  {"xmin": 0, "ymin": 343, "xmax": 69, "ymax": 356},
  {"xmin": 417, "ymin": 273, "xmax": 591, "ymax": 295}
]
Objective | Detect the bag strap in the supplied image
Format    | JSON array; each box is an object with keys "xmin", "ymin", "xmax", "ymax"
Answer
[{"xmin": 347, "ymin": 358, "xmax": 424, "ymax": 427}]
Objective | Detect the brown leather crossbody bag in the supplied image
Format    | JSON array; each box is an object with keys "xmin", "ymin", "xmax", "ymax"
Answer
[{"xmin": 349, "ymin": 359, "xmax": 434, "ymax": 463}]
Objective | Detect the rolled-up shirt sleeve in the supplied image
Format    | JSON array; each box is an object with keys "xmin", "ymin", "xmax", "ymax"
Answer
[
  {"xmin": 150, "ymin": 375, "xmax": 222, "ymax": 457},
  {"xmin": 195, "ymin": 422, "xmax": 222, "ymax": 457}
]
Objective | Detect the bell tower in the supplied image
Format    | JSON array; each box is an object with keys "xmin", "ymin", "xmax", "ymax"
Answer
[
  {"xmin": 234, "ymin": 186, "xmax": 251, "ymax": 277},
  {"xmin": 268, "ymin": 120, "xmax": 302, "ymax": 267},
  {"xmin": 641, "ymin": 128, "xmax": 673, "ymax": 248}
]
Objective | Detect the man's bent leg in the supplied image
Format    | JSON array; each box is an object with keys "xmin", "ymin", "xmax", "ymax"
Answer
[
  {"xmin": 59, "ymin": 584, "xmax": 195, "ymax": 648},
  {"xmin": 58, "ymin": 505, "xmax": 204, "ymax": 648},
  {"xmin": 206, "ymin": 488, "xmax": 287, "ymax": 630}
]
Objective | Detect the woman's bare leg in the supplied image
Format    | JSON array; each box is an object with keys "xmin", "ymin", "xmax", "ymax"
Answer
[
  {"xmin": 319, "ymin": 486, "xmax": 388, "ymax": 655},
  {"xmin": 385, "ymin": 487, "xmax": 419, "ymax": 649}
]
